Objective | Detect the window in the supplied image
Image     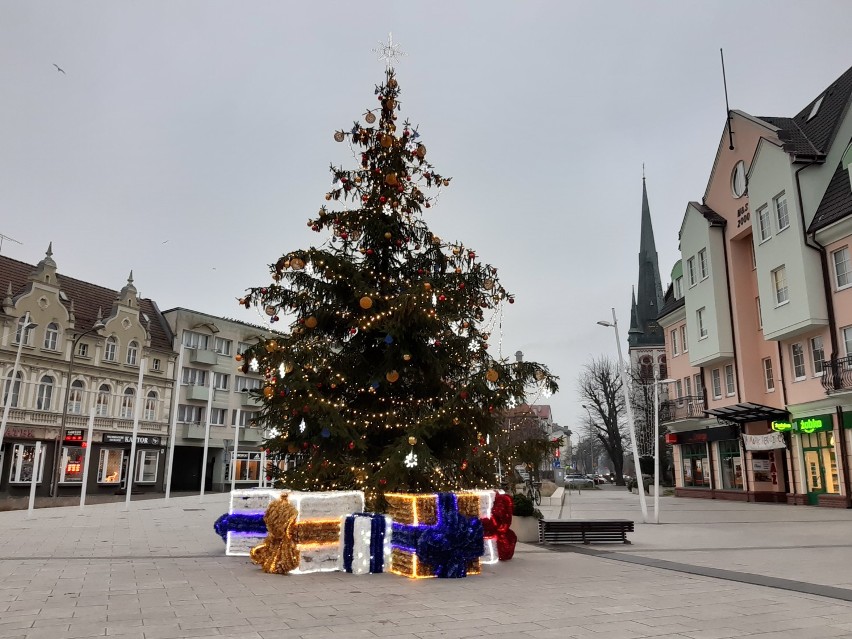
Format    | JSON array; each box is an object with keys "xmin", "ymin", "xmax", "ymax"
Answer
[
  {"xmin": 144, "ymin": 391, "xmax": 157, "ymax": 421},
  {"xmin": 756, "ymin": 297, "xmax": 763, "ymax": 329},
  {"xmin": 772, "ymin": 267, "xmax": 788, "ymax": 305},
  {"xmin": 104, "ymin": 336, "xmax": 117, "ymax": 362},
  {"xmin": 684, "ymin": 376, "xmax": 693, "ymax": 398},
  {"xmin": 687, "ymin": 257, "xmax": 697, "ymax": 286},
  {"xmin": 230, "ymin": 453, "xmax": 262, "ymax": 482},
  {"xmin": 120, "ymin": 388, "xmax": 135, "ymax": 419},
  {"xmin": 681, "ymin": 325, "xmax": 688, "ymax": 352},
  {"xmin": 844, "ymin": 326, "xmax": 852, "ymax": 356},
  {"xmin": 68, "ymin": 380, "xmax": 84, "ymax": 414},
  {"xmin": 718, "ymin": 440, "xmax": 743, "ymax": 491},
  {"xmin": 697, "ymin": 307, "xmax": 708, "ymax": 338},
  {"xmin": 724, "ymin": 364, "xmax": 735, "ymax": 396},
  {"xmin": 811, "ymin": 336, "xmax": 825, "ymax": 377},
  {"xmin": 178, "ymin": 404, "xmax": 204, "ymax": 424},
  {"xmin": 731, "ymin": 160, "xmax": 747, "ymax": 198},
  {"xmin": 3, "ymin": 370, "xmax": 23, "ymax": 408},
  {"xmin": 763, "ymin": 358, "xmax": 775, "ymax": 391},
  {"xmin": 36, "ymin": 375, "xmax": 54, "ymax": 411},
  {"xmin": 210, "ymin": 407, "xmax": 227, "ymax": 426},
  {"xmin": 757, "ymin": 206, "xmax": 771, "ymax": 242},
  {"xmin": 9, "ymin": 444, "xmax": 46, "ymax": 483},
  {"xmin": 791, "ymin": 343, "xmax": 806, "ymax": 380},
  {"xmin": 96, "ymin": 384, "xmax": 111, "ymax": 416},
  {"xmin": 214, "ymin": 337, "xmax": 232, "ymax": 355},
  {"xmin": 774, "ymin": 192, "xmax": 789, "ymax": 231},
  {"xmin": 97, "ymin": 449, "xmax": 123, "ymax": 484},
  {"xmin": 182, "ymin": 368, "xmax": 208, "ymax": 386},
  {"xmin": 711, "ymin": 369, "xmax": 722, "ymax": 399},
  {"xmin": 44, "ymin": 322, "xmax": 59, "ymax": 350},
  {"xmin": 682, "ymin": 443, "xmax": 710, "ymax": 488},
  {"xmin": 658, "ymin": 355, "xmax": 667, "ymax": 380},
  {"xmin": 675, "ymin": 380, "xmax": 683, "ymax": 405},
  {"xmin": 152, "ymin": 358, "xmax": 161, "ymax": 371},
  {"xmin": 126, "ymin": 340, "xmax": 138, "ymax": 365},
  {"xmin": 807, "ymin": 94, "xmax": 824, "ymax": 121},
  {"xmin": 15, "ymin": 317, "xmax": 35, "ymax": 345},
  {"xmin": 639, "ymin": 356, "xmax": 653, "ymax": 380},
  {"xmin": 237, "ymin": 341, "xmax": 253, "ymax": 355},
  {"xmin": 135, "ymin": 450, "xmax": 158, "ymax": 483},
  {"xmin": 60, "ymin": 446, "xmax": 85, "ymax": 483},
  {"xmin": 674, "ymin": 276, "xmax": 683, "ymax": 300},
  {"xmin": 698, "ymin": 249, "xmax": 708, "ymax": 280},
  {"xmin": 77, "ymin": 342, "xmax": 89, "ymax": 358},
  {"xmin": 693, "ymin": 374, "xmax": 702, "ymax": 398},
  {"xmin": 213, "ymin": 372, "xmax": 230, "ymax": 390},
  {"xmin": 833, "ymin": 247, "xmax": 851, "ymax": 289},
  {"xmin": 236, "ymin": 376, "xmax": 262, "ymax": 391},
  {"xmin": 183, "ymin": 331, "xmax": 210, "ymax": 350},
  {"xmin": 235, "ymin": 411, "xmax": 258, "ymax": 428},
  {"xmin": 671, "ymin": 329, "xmax": 679, "ymax": 356}
]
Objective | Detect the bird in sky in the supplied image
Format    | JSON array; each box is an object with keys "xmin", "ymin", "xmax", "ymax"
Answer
[{"xmin": 53, "ymin": 64, "xmax": 65, "ymax": 74}]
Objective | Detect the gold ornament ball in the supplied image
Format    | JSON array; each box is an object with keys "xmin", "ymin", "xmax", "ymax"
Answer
[
  {"xmin": 235, "ymin": 354, "xmax": 243, "ymax": 362},
  {"xmin": 408, "ymin": 436, "xmax": 417, "ymax": 446},
  {"xmin": 416, "ymin": 144, "xmax": 427, "ymax": 158},
  {"xmin": 423, "ymin": 283, "xmax": 432, "ymax": 291},
  {"xmin": 333, "ymin": 131, "xmax": 344, "ymax": 142},
  {"xmin": 535, "ymin": 370, "xmax": 546, "ymax": 381},
  {"xmin": 290, "ymin": 257, "xmax": 305, "ymax": 270},
  {"xmin": 486, "ymin": 369, "xmax": 499, "ymax": 383},
  {"xmin": 360, "ymin": 296, "xmax": 373, "ymax": 309},
  {"xmin": 386, "ymin": 370, "xmax": 400, "ymax": 383},
  {"xmin": 452, "ymin": 417, "xmax": 460, "ymax": 425},
  {"xmin": 264, "ymin": 305, "xmax": 276, "ymax": 316},
  {"xmin": 381, "ymin": 134, "xmax": 393, "ymax": 148},
  {"xmin": 484, "ymin": 278, "xmax": 494, "ymax": 290},
  {"xmin": 265, "ymin": 340, "xmax": 278, "ymax": 353},
  {"xmin": 385, "ymin": 173, "xmax": 398, "ymax": 186},
  {"xmin": 388, "ymin": 78, "xmax": 398, "ymax": 88},
  {"xmin": 384, "ymin": 232, "xmax": 392, "ymax": 240},
  {"xmin": 304, "ymin": 316, "xmax": 318, "ymax": 329},
  {"xmin": 365, "ymin": 111, "xmax": 376, "ymax": 124},
  {"xmin": 402, "ymin": 353, "xmax": 412, "ymax": 362},
  {"xmin": 263, "ymin": 386, "xmax": 274, "ymax": 399}
]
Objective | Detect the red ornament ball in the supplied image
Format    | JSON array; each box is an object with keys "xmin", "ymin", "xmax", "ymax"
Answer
[{"xmin": 348, "ymin": 441, "xmax": 355, "ymax": 450}]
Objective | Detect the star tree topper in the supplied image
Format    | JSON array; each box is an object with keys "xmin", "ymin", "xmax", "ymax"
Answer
[{"xmin": 373, "ymin": 32, "xmax": 406, "ymax": 68}]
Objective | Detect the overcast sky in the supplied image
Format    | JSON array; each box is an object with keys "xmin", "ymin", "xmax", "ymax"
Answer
[{"xmin": 2, "ymin": 1, "xmax": 851, "ymax": 440}]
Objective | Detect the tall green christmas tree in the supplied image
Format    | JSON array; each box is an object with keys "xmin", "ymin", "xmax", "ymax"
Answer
[{"xmin": 239, "ymin": 61, "xmax": 557, "ymax": 504}]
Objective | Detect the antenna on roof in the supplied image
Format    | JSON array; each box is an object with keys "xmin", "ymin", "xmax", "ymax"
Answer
[
  {"xmin": 0, "ymin": 233, "xmax": 23, "ymax": 254},
  {"xmin": 720, "ymin": 48, "xmax": 734, "ymax": 151}
]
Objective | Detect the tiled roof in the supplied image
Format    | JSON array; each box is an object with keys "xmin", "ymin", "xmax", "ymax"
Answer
[
  {"xmin": 809, "ymin": 161, "xmax": 852, "ymax": 233},
  {"xmin": 690, "ymin": 202, "xmax": 727, "ymax": 226},
  {"xmin": 0, "ymin": 254, "xmax": 173, "ymax": 352},
  {"xmin": 758, "ymin": 65, "xmax": 852, "ymax": 159}
]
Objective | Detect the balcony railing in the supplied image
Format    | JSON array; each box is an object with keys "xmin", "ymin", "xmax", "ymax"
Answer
[
  {"xmin": 821, "ymin": 356, "xmax": 852, "ymax": 393},
  {"xmin": 659, "ymin": 396, "xmax": 705, "ymax": 424}
]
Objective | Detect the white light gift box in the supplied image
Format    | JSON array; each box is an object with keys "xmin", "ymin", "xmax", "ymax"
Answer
[
  {"xmin": 338, "ymin": 513, "xmax": 393, "ymax": 575},
  {"xmin": 287, "ymin": 490, "xmax": 366, "ymax": 574},
  {"xmin": 225, "ymin": 488, "xmax": 287, "ymax": 557}
]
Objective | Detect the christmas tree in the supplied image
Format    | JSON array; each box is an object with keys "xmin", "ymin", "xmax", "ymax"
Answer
[{"xmin": 239, "ymin": 61, "xmax": 558, "ymax": 504}]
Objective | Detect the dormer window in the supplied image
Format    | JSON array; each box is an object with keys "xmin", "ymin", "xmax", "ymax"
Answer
[{"xmin": 807, "ymin": 95, "xmax": 824, "ymax": 121}]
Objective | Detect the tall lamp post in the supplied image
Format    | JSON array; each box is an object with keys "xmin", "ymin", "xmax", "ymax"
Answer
[
  {"xmin": 51, "ymin": 320, "xmax": 105, "ymax": 497},
  {"xmin": 597, "ymin": 307, "xmax": 648, "ymax": 523},
  {"xmin": 0, "ymin": 313, "xmax": 37, "ymax": 452},
  {"xmin": 652, "ymin": 370, "xmax": 675, "ymax": 524},
  {"xmin": 581, "ymin": 403, "xmax": 595, "ymax": 475}
]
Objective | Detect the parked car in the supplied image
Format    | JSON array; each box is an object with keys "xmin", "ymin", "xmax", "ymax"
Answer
[{"xmin": 564, "ymin": 474, "xmax": 595, "ymax": 489}]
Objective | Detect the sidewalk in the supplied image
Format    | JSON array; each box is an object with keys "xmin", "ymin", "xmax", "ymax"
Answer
[{"xmin": 1, "ymin": 489, "xmax": 852, "ymax": 638}]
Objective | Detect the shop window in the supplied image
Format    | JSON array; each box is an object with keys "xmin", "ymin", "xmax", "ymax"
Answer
[
  {"xmin": 135, "ymin": 450, "xmax": 159, "ymax": 483},
  {"xmin": 60, "ymin": 446, "xmax": 85, "ymax": 483},
  {"xmin": 801, "ymin": 431, "xmax": 840, "ymax": 495},
  {"xmin": 752, "ymin": 451, "xmax": 772, "ymax": 483},
  {"xmin": 9, "ymin": 444, "xmax": 46, "ymax": 484},
  {"xmin": 681, "ymin": 443, "xmax": 710, "ymax": 488},
  {"xmin": 718, "ymin": 440, "xmax": 743, "ymax": 490},
  {"xmin": 229, "ymin": 455, "xmax": 261, "ymax": 481},
  {"xmin": 98, "ymin": 449, "xmax": 123, "ymax": 484}
]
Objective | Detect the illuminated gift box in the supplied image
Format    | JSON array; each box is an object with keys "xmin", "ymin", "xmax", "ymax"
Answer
[
  {"xmin": 251, "ymin": 490, "xmax": 365, "ymax": 575},
  {"xmin": 461, "ymin": 489, "xmax": 498, "ymax": 564},
  {"xmin": 230, "ymin": 488, "xmax": 286, "ymax": 514},
  {"xmin": 338, "ymin": 513, "xmax": 392, "ymax": 575},
  {"xmin": 214, "ymin": 489, "xmax": 287, "ymax": 557},
  {"xmin": 387, "ymin": 492, "xmax": 484, "ymax": 579}
]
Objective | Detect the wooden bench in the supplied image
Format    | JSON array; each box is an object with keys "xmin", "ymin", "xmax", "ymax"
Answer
[{"xmin": 538, "ymin": 519, "xmax": 634, "ymax": 545}]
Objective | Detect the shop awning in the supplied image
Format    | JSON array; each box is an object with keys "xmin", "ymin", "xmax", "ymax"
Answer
[{"xmin": 704, "ymin": 402, "xmax": 789, "ymax": 425}]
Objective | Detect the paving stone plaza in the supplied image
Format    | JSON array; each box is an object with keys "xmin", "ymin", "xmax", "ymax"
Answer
[{"xmin": 2, "ymin": 488, "xmax": 852, "ymax": 638}]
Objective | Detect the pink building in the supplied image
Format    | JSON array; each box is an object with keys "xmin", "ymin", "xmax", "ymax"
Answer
[{"xmin": 658, "ymin": 65, "xmax": 852, "ymax": 507}]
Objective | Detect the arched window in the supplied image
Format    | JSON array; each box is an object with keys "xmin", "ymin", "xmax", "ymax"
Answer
[
  {"xmin": 3, "ymin": 370, "xmax": 24, "ymax": 408},
  {"xmin": 96, "ymin": 384, "xmax": 111, "ymax": 416},
  {"xmin": 120, "ymin": 388, "xmax": 135, "ymax": 419},
  {"xmin": 44, "ymin": 323, "xmax": 59, "ymax": 350},
  {"xmin": 639, "ymin": 356, "xmax": 653, "ymax": 381},
  {"xmin": 68, "ymin": 380, "xmax": 85, "ymax": 414},
  {"xmin": 15, "ymin": 317, "xmax": 35, "ymax": 346},
  {"xmin": 37, "ymin": 375, "xmax": 54, "ymax": 411},
  {"xmin": 127, "ymin": 340, "xmax": 138, "ymax": 366},
  {"xmin": 658, "ymin": 355, "xmax": 668, "ymax": 381},
  {"xmin": 104, "ymin": 336, "xmax": 117, "ymax": 362},
  {"xmin": 144, "ymin": 391, "xmax": 157, "ymax": 421}
]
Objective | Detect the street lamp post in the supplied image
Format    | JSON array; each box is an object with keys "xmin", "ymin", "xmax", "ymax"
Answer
[
  {"xmin": 51, "ymin": 320, "xmax": 105, "ymax": 497},
  {"xmin": 581, "ymin": 403, "xmax": 595, "ymax": 475},
  {"xmin": 597, "ymin": 307, "xmax": 648, "ymax": 523},
  {"xmin": 0, "ymin": 313, "xmax": 37, "ymax": 453},
  {"xmin": 652, "ymin": 370, "xmax": 675, "ymax": 524}
]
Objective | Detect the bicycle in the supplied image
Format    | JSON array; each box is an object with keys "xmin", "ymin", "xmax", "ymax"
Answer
[{"xmin": 524, "ymin": 476, "xmax": 542, "ymax": 506}]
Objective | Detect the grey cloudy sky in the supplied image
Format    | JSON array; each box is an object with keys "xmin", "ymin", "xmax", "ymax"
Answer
[{"xmin": 2, "ymin": 1, "xmax": 851, "ymax": 438}]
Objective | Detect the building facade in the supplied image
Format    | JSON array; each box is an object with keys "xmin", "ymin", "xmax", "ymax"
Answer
[
  {"xmin": 659, "ymin": 65, "xmax": 852, "ymax": 507},
  {"xmin": 0, "ymin": 247, "xmax": 176, "ymax": 498}
]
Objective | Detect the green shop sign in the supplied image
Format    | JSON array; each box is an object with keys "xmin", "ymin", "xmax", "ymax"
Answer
[{"xmin": 773, "ymin": 414, "xmax": 834, "ymax": 434}]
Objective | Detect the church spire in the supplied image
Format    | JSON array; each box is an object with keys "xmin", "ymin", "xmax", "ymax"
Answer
[{"xmin": 629, "ymin": 174, "xmax": 665, "ymax": 349}]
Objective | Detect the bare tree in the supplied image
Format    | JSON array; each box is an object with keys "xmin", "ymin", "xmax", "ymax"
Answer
[
  {"xmin": 495, "ymin": 408, "xmax": 560, "ymax": 487},
  {"xmin": 629, "ymin": 363, "xmax": 674, "ymax": 483},
  {"xmin": 578, "ymin": 357, "xmax": 629, "ymax": 485}
]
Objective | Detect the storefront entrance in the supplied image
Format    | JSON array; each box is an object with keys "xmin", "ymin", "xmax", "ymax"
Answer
[{"xmin": 801, "ymin": 431, "xmax": 838, "ymax": 506}]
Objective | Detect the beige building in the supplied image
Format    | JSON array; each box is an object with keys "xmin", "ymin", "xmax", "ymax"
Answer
[{"xmin": 161, "ymin": 308, "xmax": 269, "ymax": 492}]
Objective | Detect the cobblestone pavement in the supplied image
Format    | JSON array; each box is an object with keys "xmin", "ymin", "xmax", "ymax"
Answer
[{"xmin": 1, "ymin": 490, "xmax": 852, "ymax": 638}]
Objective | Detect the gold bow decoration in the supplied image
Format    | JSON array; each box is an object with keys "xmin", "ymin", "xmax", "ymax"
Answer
[{"xmin": 250, "ymin": 495, "xmax": 300, "ymax": 574}]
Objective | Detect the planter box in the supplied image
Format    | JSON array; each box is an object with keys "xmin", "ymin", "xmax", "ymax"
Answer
[{"xmin": 510, "ymin": 516, "xmax": 539, "ymax": 543}]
